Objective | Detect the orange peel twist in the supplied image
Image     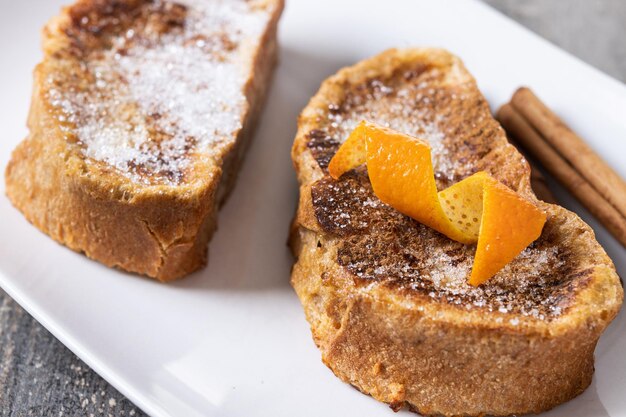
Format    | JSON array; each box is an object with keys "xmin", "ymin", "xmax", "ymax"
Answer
[{"xmin": 328, "ymin": 121, "xmax": 547, "ymax": 286}]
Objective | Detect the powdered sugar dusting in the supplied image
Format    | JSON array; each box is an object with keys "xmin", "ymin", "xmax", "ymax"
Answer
[
  {"xmin": 346, "ymin": 230, "xmax": 567, "ymax": 319},
  {"xmin": 418, "ymin": 246, "xmax": 566, "ymax": 319},
  {"xmin": 322, "ymin": 74, "xmax": 473, "ymax": 187},
  {"xmin": 46, "ymin": 0, "xmax": 271, "ymax": 184}
]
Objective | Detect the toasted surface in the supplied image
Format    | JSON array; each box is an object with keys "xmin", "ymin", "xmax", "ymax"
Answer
[
  {"xmin": 290, "ymin": 48, "xmax": 623, "ymax": 415},
  {"xmin": 5, "ymin": 0, "xmax": 283, "ymax": 280}
]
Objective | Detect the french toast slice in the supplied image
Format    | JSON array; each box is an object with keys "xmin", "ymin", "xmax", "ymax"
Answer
[
  {"xmin": 290, "ymin": 48, "xmax": 623, "ymax": 416},
  {"xmin": 5, "ymin": 0, "xmax": 283, "ymax": 281}
]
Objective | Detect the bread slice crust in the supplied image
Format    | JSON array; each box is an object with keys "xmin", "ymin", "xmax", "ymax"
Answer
[
  {"xmin": 5, "ymin": 0, "xmax": 284, "ymax": 281},
  {"xmin": 290, "ymin": 48, "xmax": 623, "ymax": 416}
]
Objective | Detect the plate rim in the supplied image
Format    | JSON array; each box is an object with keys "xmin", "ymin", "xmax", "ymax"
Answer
[{"xmin": 1, "ymin": 1, "xmax": 625, "ymax": 416}]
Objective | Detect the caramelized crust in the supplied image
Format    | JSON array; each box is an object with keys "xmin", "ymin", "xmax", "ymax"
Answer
[
  {"xmin": 311, "ymin": 173, "xmax": 586, "ymax": 320},
  {"xmin": 303, "ymin": 63, "xmax": 593, "ymax": 320}
]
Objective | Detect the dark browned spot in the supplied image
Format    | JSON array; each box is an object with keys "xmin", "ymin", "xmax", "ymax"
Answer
[{"xmin": 306, "ymin": 65, "xmax": 587, "ymax": 319}]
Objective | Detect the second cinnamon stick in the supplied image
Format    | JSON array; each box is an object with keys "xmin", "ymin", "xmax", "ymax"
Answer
[
  {"xmin": 511, "ymin": 87, "xmax": 626, "ymax": 219},
  {"xmin": 497, "ymin": 103, "xmax": 626, "ymax": 247}
]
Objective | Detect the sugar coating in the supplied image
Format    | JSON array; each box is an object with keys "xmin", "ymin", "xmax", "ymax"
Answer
[
  {"xmin": 324, "ymin": 73, "xmax": 471, "ymax": 186},
  {"xmin": 406, "ymin": 246, "xmax": 565, "ymax": 319},
  {"xmin": 314, "ymin": 175, "xmax": 568, "ymax": 319},
  {"xmin": 46, "ymin": 0, "xmax": 271, "ymax": 184},
  {"xmin": 310, "ymin": 67, "xmax": 572, "ymax": 320}
]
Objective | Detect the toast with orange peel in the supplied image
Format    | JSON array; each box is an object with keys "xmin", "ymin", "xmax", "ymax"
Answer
[{"xmin": 289, "ymin": 48, "xmax": 623, "ymax": 416}]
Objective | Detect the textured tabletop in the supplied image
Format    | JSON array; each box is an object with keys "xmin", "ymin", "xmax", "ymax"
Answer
[{"xmin": 1, "ymin": 1, "xmax": 624, "ymax": 416}]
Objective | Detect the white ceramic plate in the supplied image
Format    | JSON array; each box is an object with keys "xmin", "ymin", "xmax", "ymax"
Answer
[{"xmin": 0, "ymin": 0, "xmax": 624, "ymax": 416}]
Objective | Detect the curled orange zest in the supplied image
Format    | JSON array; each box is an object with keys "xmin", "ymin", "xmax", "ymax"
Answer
[{"xmin": 328, "ymin": 120, "xmax": 547, "ymax": 286}]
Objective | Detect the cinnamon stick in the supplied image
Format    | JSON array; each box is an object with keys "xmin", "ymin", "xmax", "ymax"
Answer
[
  {"xmin": 497, "ymin": 103, "xmax": 626, "ymax": 247},
  {"xmin": 511, "ymin": 87, "xmax": 626, "ymax": 219}
]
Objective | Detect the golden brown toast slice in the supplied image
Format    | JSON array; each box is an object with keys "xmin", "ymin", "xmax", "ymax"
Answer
[
  {"xmin": 5, "ymin": 0, "xmax": 283, "ymax": 281},
  {"xmin": 290, "ymin": 48, "xmax": 623, "ymax": 416}
]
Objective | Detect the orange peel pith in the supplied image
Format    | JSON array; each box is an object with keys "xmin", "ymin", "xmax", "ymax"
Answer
[{"xmin": 328, "ymin": 120, "xmax": 547, "ymax": 286}]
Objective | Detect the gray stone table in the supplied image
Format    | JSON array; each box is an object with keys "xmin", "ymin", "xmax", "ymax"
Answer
[{"xmin": 1, "ymin": 1, "xmax": 624, "ymax": 416}]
